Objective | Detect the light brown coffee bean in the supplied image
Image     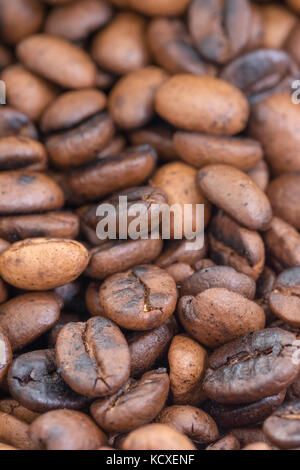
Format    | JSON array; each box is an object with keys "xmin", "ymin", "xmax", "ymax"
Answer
[
  {"xmin": 0, "ymin": 238, "xmax": 89, "ymax": 290},
  {"xmin": 260, "ymin": 4, "xmax": 297, "ymax": 49},
  {"xmin": 155, "ymin": 75, "xmax": 249, "ymax": 135},
  {"xmin": 122, "ymin": 423, "xmax": 196, "ymax": 450}
]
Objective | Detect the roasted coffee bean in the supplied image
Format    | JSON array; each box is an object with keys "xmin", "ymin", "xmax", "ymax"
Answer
[
  {"xmin": 222, "ymin": 427, "xmax": 268, "ymax": 448},
  {"xmin": 181, "ymin": 266, "xmax": 256, "ymax": 300},
  {"xmin": 100, "ymin": 265, "xmax": 177, "ymax": 331},
  {"xmin": 147, "ymin": 18, "xmax": 216, "ymax": 76},
  {"xmin": 198, "ymin": 165, "xmax": 272, "ymax": 231},
  {"xmin": 179, "ymin": 288, "xmax": 265, "ymax": 348},
  {"xmin": 247, "ymin": 160, "xmax": 270, "ymax": 192},
  {"xmin": 90, "ymin": 368, "xmax": 169, "ymax": 433},
  {"xmin": 44, "ymin": 0, "xmax": 113, "ymax": 42},
  {"xmin": 8, "ymin": 350, "xmax": 91, "ymax": 412},
  {"xmin": 56, "ymin": 317, "xmax": 130, "ymax": 398},
  {"xmin": 287, "ymin": 0, "xmax": 300, "ymax": 14},
  {"xmin": 0, "ymin": 0, "xmax": 45, "ymax": 44},
  {"xmin": 203, "ymin": 328, "xmax": 300, "ymax": 404},
  {"xmin": 0, "ymin": 238, "xmax": 89, "ymax": 290},
  {"xmin": 42, "ymin": 89, "xmax": 114, "ymax": 169},
  {"xmin": 188, "ymin": 0, "xmax": 252, "ymax": 65},
  {"xmin": 220, "ymin": 49, "xmax": 298, "ymax": 103},
  {"xmin": 29, "ymin": 410, "xmax": 107, "ymax": 451},
  {"xmin": 206, "ymin": 434, "xmax": 240, "ymax": 451},
  {"xmin": 156, "ymin": 238, "xmax": 208, "ymax": 269},
  {"xmin": 263, "ymin": 401, "xmax": 300, "ymax": 449},
  {"xmin": 168, "ymin": 334, "xmax": 207, "ymax": 406},
  {"xmin": 0, "ymin": 171, "xmax": 64, "ymax": 215},
  {"xmin": 206, "ymin": 390, "xmax": 286, "ymax": 429},
  {"xmin": 130, "ymin": 126, "xmax": 179, "ymax": 162},
  {"xmin": 249, "ymin": 93, "xmax": 300, "ymax": 175},
  {"xmin": 260, "ymin": 4, "xmax": 297, "ymax": 49},
  {"xmin": 0, "ymin": 279, "xmax": 8, "ymax": 304},
  {"xmin": 0, "ymin": 212, "xmax": 79, "ymax": 242},
  {"xmin": 0, "ymin": 327, "xmax": 12, "ymax": 387},
  {"xmin": 264, "ymin": 217, "xmax": 300, "ymax": 270},
  {"xmin": 267, "ymin": 174, "xmax": 300, "ymax": 230},
  {"xmin": 0, "ymin": 292, "xmax": 62, "ymax": 351},
  {"xmin": 165, "ymin": 263, "xmax": 195, "ymax": 285},
  {"xmin": 156, "ymin": 406, "xmax": 219, "ymax": 445},
  {"xmin": 122, "ymin": 423, "xmax": 196, "ymax": 450},
  {"xmin": 152, "ymin": 161, "xmax": 211, "ymax": 238},
  {"xmin": 174, "ymin": 132, "xmax": 263, "ymax": 171},
  {"xmin": 69, "ymin": 145, "xmax": 157, "ymax": 201},
  {"xmin": 0, "ymin": 107, "xmax": 38, "ymax": 140},
  {"xmin": 109, "ymin": 67, "xmax": 168, "ymax": 130},
  {"xmin": 128, "ymin": 316, "xmax": 178, "ymax": 378},
  {"xmin": 0, "ymin": 411, "xmax": 40, "ymax": 450},
  {"xmin": 209, "ymin": 212, "xmax": 265, "ymax": 280},
  {"xmin": 155, "ymin": 75, "xmax": 249, "ymax": 135},
  {"xmin": 54, "ymin": 280, "xmax": 82, "ymax": 310},
  {"xmin": 269, "ymin": 267, "xmax": 300, "ymax": 327},
  {"xmin": 48, "ymin": 312, "xmax": 80, "ymax": 348},
  {"xmin": 85, "ymin": 281, "xmax": 105, "ymax": 317},
  {"xmin": 0, "ymin": 399, "xmax": 40, "ymax": 425},
  {"xmin": 2, "ymin": 64, "xmax": 57, "ymax": 122},
  {"xmin": 17, "ymin": 34, "xmax": 97, "ymax": 89},
  {"xmin": 0, "ymin": 136, "xmax": 47, "ymax": 171},
  {"xmin": 91, "ymin": 12, "xmax": 149, "ymax": 75},
  {"xmin": 86, "ymin": 239, "xmax": 163, "ymax": 280}
]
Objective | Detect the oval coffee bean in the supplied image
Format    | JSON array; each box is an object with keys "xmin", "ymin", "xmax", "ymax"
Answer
[
  {"xmin": 198, "ymin": 165, "xmax": 272, "ymax": 231},
  {"xmin": 168, "ymin": 334, "xmax": 207, "ymax": 406},
  {"xmin": 128, "ymin": 316, "xmax": 178, "ymax": 378},
  {"xmin": 0, "ymin": 238, "xmax": 89, "ymax": 290},
  {"xmin": 156, "ymin": 406, "xmax": 219, "ymax": 445},
  {"xmin": 0, "ymin": 327, "xmax": 12, "ymax": 386},
  {"xmin": 267, "ymin": 174, "xmax": 300, "ymax": 230},
  {"xmin": 109, "ymin": 67, "xmax": 168, "ymax": 130},
  {"xmin": 100, "ymin": 265, "xmax": 178, "ymax": 331},
  {"xmin": 0, "ymin": 292, "xmax": 62, "ymax": 351},
  {"xmin": 166, "ymin": 263, "xmax": 195, "ymax": 285},
  {"xmin": 29, "ymin": 410, "xmax": 107, "ymax": 451},
  {"xmin": 56, "ymin": 317, "xmax": 130, "ymax": 398},
  {"xmin": 263, "ymin": 401, "xmax": 300, "ymax": 450},
  {"xmin": 122, "ymin": 423, "xmax": 196, "ymax": 450},
  {"xmin": 156, "ymin": 238, "xmax": 208, "ymax": 269},
  {"xmin": 269, "ymin": 267, "xmax": 300, "ymax": 327},
  {"xmin": 8, "ymin": 350, "xmax": 91, "ymax": 412},
  {"xmin": 209, "ymin": 212, "xmax": 265, "ymax": 280},
  {"xmin": 179, "ymin": 288, "xmax": 265, "ymax": 348},
  {"xmin": 0, "ymin": 171, "xmax": 64, "ymax": 215},
  {"xmin": 155, "ymin": 75, "xmax": 249, "ymax": 135},
  {"xmin": 0, "ymin": 107, "xmax": 38, "ymax": 140},
  {"xmin": 181, "ymin": 266, "xmax": 256, "ymax": 300},
  {"xmin": 0, "ymin": 136, "xmax": 47, "ymax": 171},
  {"xmin": 17, "ymin": 34, "xmax": 97, "ymax": 89},
  {"xmin": 174, "ymin": 132, "xmax": 263, "ymax": 171},
  {"xmin": 264, "ymin": 217, "xmax": 300, "ymax": 270},
  {"xmin": 0, "ymin": 0, "xmax": 45, "ymax": 44},
  {"xmin": 90, "ymin": 368, "xmax": 169, "ymax": 433},
  {"xmin": 203, "ymin": 328, "xmax": 300, "ymax": 404}
]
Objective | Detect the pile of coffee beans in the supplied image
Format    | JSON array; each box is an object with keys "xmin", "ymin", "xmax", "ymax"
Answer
[{"xmin": 1, "ymin": 0, "xmax": 300, "ymax": 451}]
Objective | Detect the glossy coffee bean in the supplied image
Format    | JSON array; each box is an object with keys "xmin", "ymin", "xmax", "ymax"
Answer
[
  {"xmin": 122, "ymin": 423, "xmax": 196, "ymax": 450},
  {"xmin": 17, "ymin": 34, "xmax": 97, "ymax": 89},
  {"xmin": 209, "ymin": 213, "xmax": 265, "ymax": 280},
  {"xmin": 29, "ymin": 410, "xmax": 107, "ymax": 451},
  {"xmin": 179, "ymin": 288, "xmax": 265, "ymax": 348},
  {"xmin": 0, "ymin": 292, "xmax": 62, "ymax": 351},
  {"xmin": 56, "ymin": 317, "xmax": 130, "ymax": 398},
  {"xmin": 155, "ymin": 75, "xmax": 249, "ymax": 135},
  {"xmin": 100, "ymin": 265, "xmax": 178, "ymax": 331},
  {"xmin": 0, "ymin": 238, "xmax": 89, "ymax": 290},
  {"xmin": 203, "ymin": 328, "xmax": 300, "ymax": 404},
  {"xmin": 263, "ymin": 401, "xmax": 300, "ymax": 449},
  {"xmin": 90, "ymin": 368, "xmax": 169, "ymax": 433},
  {"xmin": 156, "ymin": 406, "xmax": 219, "ymax": 445},
  {"xmin": 0, "ymin": 327, "xmax": 12, "ymax": 387},
  {"xmin": 181, "ymin": 266, "xmax": 256, "ymax": 300},
  {"xmin": 128, "ymin": 316, "xmax": 177, "ymax": 378},
  {"xmin": 8, "ymin": 350, "xmax": 91, "ymax": 412},
  {"xmin": 197, "ymin": 164, "xmax": 272, "ymax": 231},
  {"xmin": 168, "ymin": 334, "xmax": 207, "ymax": 406}
]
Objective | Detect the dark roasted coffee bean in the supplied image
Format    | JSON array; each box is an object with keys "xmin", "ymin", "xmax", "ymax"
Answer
[
  {"xmin": 90, "ymin": 368, "xmax": 169, "ymax": 433},
  {"xmin": 181, "ymin": 266, "xmax": 256, "ymax": 300},
  {"xmin": 56, "ymin": 317, "xmax": 130, "ymax": 398},
  {"xmin": 203, "ymin": 328, "xmax": 300, "ymax": 404},
  {"xmin": 8, "ymin": 350, "xmax": 91, "ymax": 412},
  {"xmin": 29, "ymin": 409, "xmax": 107, "ymax": 451},
  {"xmin": 100, "ymin": 265, "xmax": 177, "ymax": 331},
  {"xmin": 263, "ymin": 400, "xmax": 300, "ymax": 449}
]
